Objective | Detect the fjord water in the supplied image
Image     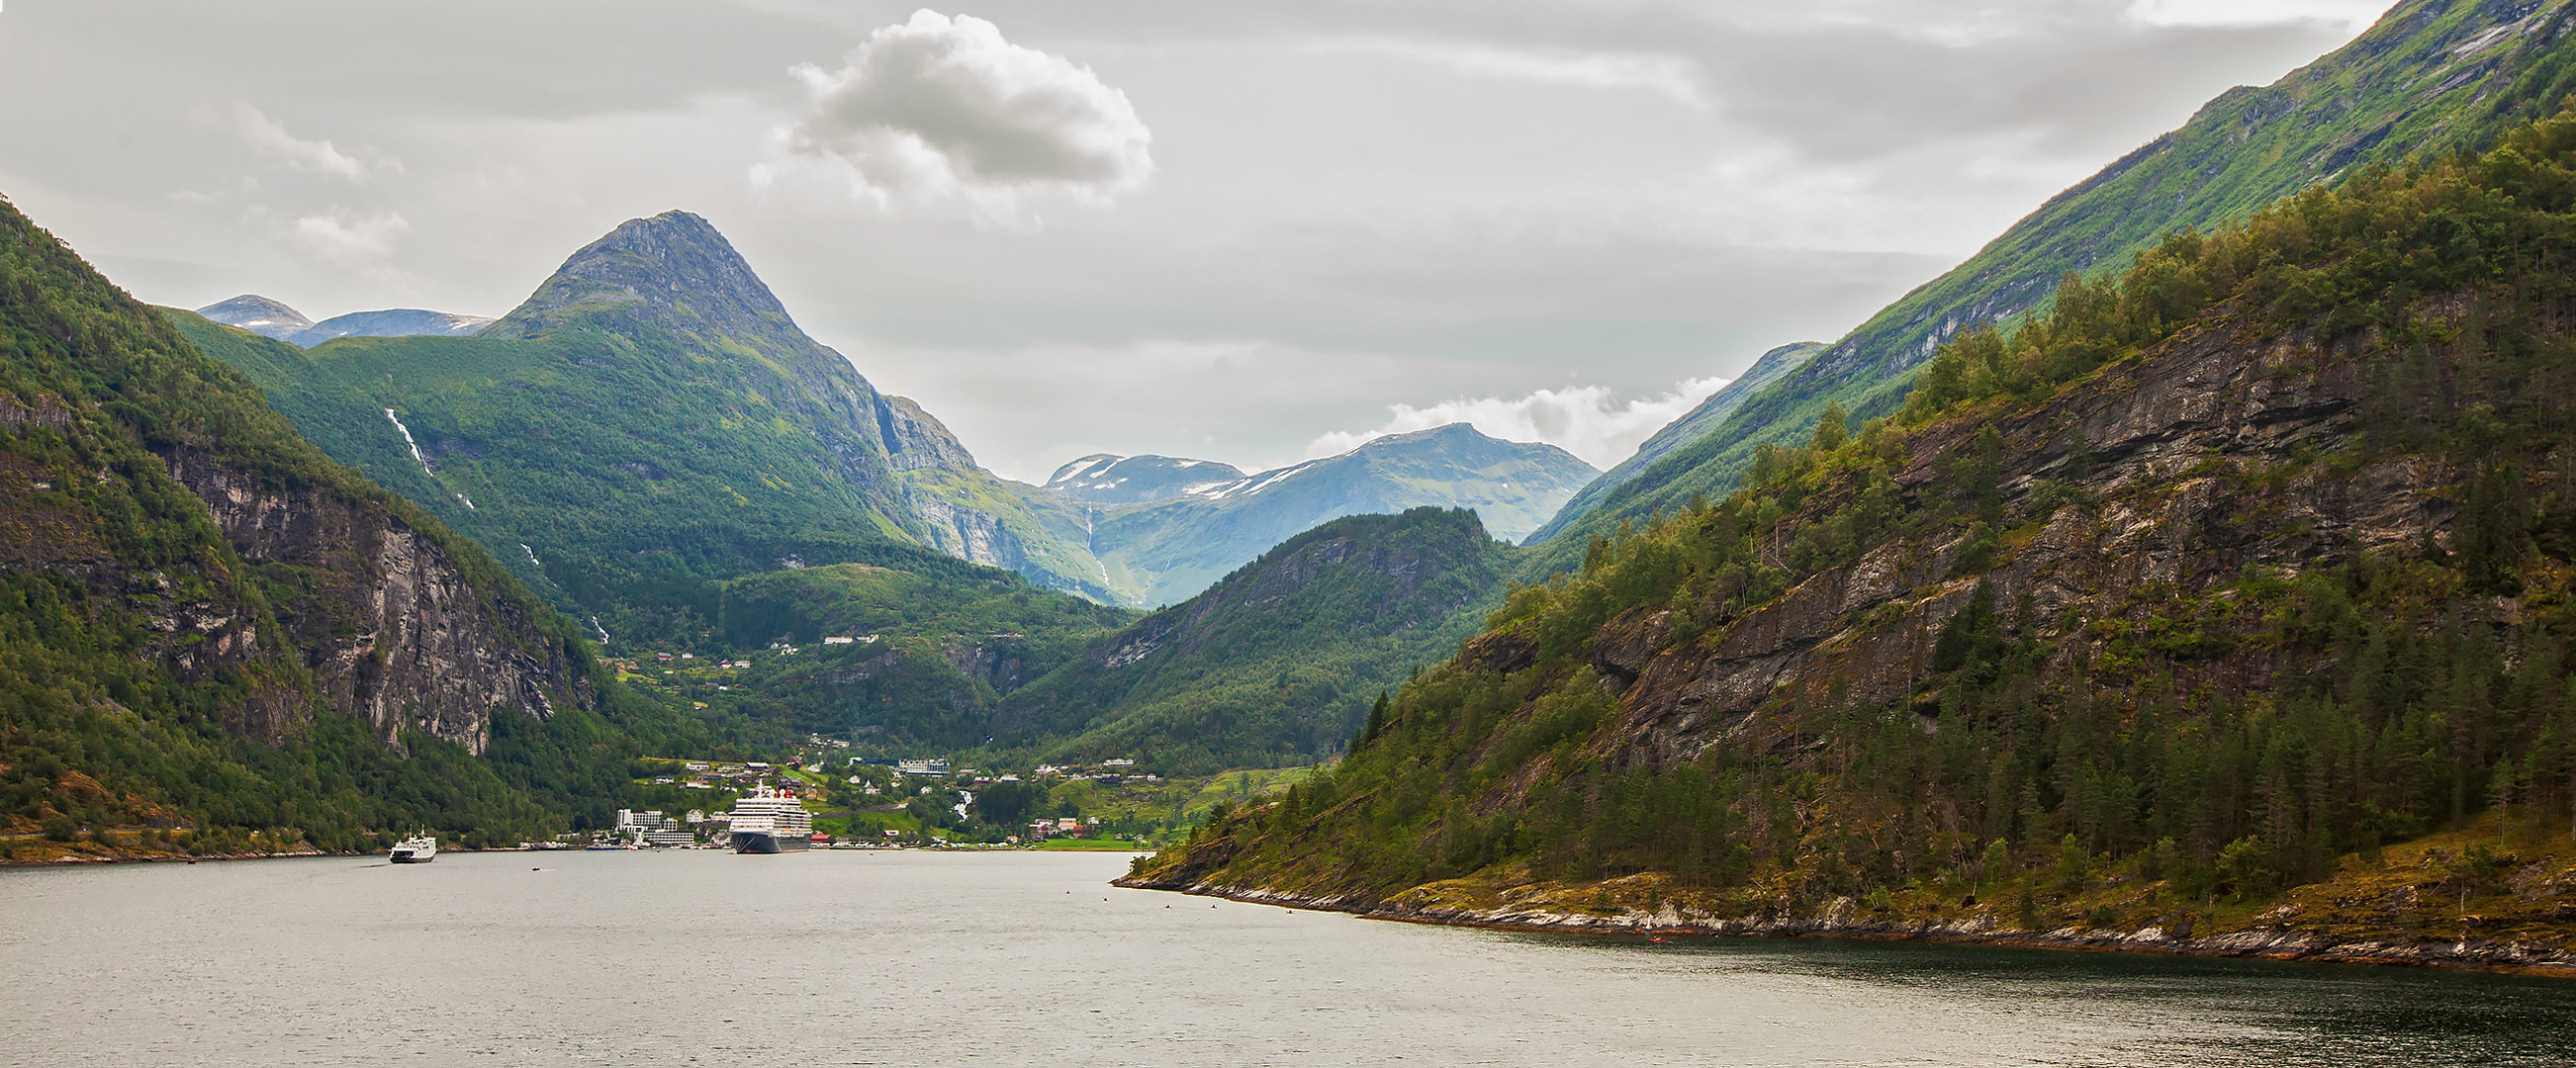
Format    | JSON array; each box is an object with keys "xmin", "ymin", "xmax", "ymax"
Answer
[{"xmin": 5, "ymin": 852, "xmax": 2571, "ymax": 1067}]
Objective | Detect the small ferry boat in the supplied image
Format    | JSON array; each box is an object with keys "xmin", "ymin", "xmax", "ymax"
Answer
[
  {"xmin": 389, "ymin": 834, "xmax": 437, "ymax": 863},
  {"xmin": 727, "ymin": 784, "xmax": 812, "ymax": 853}
]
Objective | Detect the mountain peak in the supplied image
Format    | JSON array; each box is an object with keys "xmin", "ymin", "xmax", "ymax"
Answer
[
  {"xmin": 482, "ymin": 210, "xmax": 811, "ymax": 353},
  {"xmin": 1350, "ymin": 422, "xmax": 1593, "ymax": 473},
  {"xmin": 1045, "ymin": 453, "xmax": 1250, "ymax": 504},
  {"xmin": 196, "ymin": 295, "xmax": 314, "ymax": 341}
]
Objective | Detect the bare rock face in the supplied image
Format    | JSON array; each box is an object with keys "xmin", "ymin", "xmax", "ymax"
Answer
[
  {"xmin": 1604, "ymin": 319, "xmax": 2450, "ymax": 761},
  {"xmin": 163, "ymin": 447, "xmax": 589, "ymax": 754}
]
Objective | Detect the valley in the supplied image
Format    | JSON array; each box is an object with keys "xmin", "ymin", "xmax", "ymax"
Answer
[{"xmin": 3, "ymin": 0, "xmax": 2574, "ymax": 992}]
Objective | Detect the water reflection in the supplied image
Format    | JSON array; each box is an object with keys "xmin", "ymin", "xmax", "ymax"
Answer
[{"xmin": 1503, "ymin": 932, "xmax": 2576, "ymax": 1066}]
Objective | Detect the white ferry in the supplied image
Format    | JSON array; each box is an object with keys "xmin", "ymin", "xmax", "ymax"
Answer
[
  {"xmin": 389, "ymin": 834, "xmax": 437, "ymax": 863},
  {"xmin": 727, "ymin": 784, "xmax": 812, "ymax": 853}
]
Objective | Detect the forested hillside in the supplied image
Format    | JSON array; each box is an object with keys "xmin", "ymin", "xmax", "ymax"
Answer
[
  {"xmin": 0, "ymin": 197, "xmax": 695, "ymax": 855},
  {"xmin": 680, "ymin": 558, "xmax": 1136, "ymax": 752},
  {"xmin": 994, "ymin": 507, "xmax": 1517, "ymax": 773},
  {"xmin": 1136, "ymin": 105, "xmax": 2576, "ymax": 957},
  {"xmin": 1534, "ymin": 0, "xmax": 2576, "ymax": 570}
]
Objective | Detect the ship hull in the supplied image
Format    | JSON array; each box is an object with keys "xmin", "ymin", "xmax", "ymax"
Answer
[
  {"xmin": 389, "ymin": 850, "xmax": 432, "ymax": 863},
  {"xmin": 731, "ymin": 831, "xmax": 808, "ymax": 853}
]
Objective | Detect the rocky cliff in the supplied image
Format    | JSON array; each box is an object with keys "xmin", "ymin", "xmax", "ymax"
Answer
[
  {"xmin": 166, "ymin": 447, "xmax": 587, "ymax": 753},
  {"xmin": 1133, "ymin": 113, "xmax": 2576, "ymax": 966},
  {"xmin": 1, "ymin": 195, "xmax": 614, "ymax": 849}
]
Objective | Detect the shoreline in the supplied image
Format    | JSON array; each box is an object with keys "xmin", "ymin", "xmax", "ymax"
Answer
[
  {"xmin": 1, "ymin": 842, "xmax": 1156, "ymax": 867},
  {"xmin": 1112, "ymin": 875, "xmax": 2576, "ymax": 979}
]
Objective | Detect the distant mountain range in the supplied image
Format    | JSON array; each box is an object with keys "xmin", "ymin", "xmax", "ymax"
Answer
[
  {"xmin": 988, "ymin": 372, "xmax": 1593, "ymax": 614},
  {"xmin": 1043, "ymin": 454, "xmax": 1247, "ymax": 504},
  {"xmin": 1019, "ymin": 426, "xmax": 1595, "ymax": 606},
  {"xmin": 197, "ymin": 294, "xmax": 493, "ymax": 348}
]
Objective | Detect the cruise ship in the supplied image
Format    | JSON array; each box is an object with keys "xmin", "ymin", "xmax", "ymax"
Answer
[{"xmin": 726, "ymin": 784, "xmax": 812, "ymax": 853}]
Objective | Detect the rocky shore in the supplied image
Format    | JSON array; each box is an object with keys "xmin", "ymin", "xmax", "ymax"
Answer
[{"xmin": 1113, "ymin": 873, "xmax": 2576, "ymax": 977}]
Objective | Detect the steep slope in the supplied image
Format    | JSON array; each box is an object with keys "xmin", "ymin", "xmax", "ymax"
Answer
[
  {"xmin": 1031, "ymin": 424, "xmax": 1595, "ymax": 606},
  {"xmin": 1538, "ymin": 0, "xmax": 2576, "ymax": 572},
  {"xmin": 993, "ymin": 507, "xmax": 1516, "ymax": 773},
  {"xmin": 174, "ymin": 211, "xmax": 1114, "ymax": 645},
  {"xmin": 1134, "ymin": 109, "xmax": 2576, "ymax": 963},
  {"xmin": 0, "ymin": 197, "xmax": 660, "ymax": 853},
  {"xmin": 1531, "ymin": 341, "xmax": 1822, "ymax": 544}
]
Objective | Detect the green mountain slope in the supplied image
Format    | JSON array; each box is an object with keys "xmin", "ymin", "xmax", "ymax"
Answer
[
  {"xmin": 1030, "ymin": 425, "xmax": 1594, "ymax": 606},
  {"xmin": 1529, "ymin": 342, "xmax": 1821, "ymax": 545},
  {"xmin": 1133, "ymin": 108, "xmax": 2576, "ymax": 957},
  {"xmin": 1535, "ymin": 0, "xmax": 2576, "ymax": 573},
  {"xmin": 680, "ymin": 557, "xmax": 1137, "ymax": 752},
  {"xmin": 991, "ymin": 506, "xmax": 1518, "ymax": 774},
  {"xmin": 0, "ymin": 196, "xmax": 684, "ymax": 854},
  {"xmin": 172, "ymin": 211, "xmax": 1117, "ymax": 647}
]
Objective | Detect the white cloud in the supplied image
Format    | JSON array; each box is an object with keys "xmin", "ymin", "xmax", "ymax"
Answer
[
  {"xmin": 290, "ymin": 209, "xmax": 411, "ymax": 267},
  {"xmin": 1312, "ymin": 38, "xmax": 1707, "ymax": 109},
  {"xmin": 2125, "ymin": 0, "xmax": 2394, "ymax": 32},
  {"xmin": 764, "ymin": 9, "xmax": 1152, "ymax": 221},
  {"xmin": 1309, "ymin": 376, "xmax": 1730, "ymax": 470},
  {"xmin": 206, "ymin": 101, "xmax": 394, "ymax": 181}
]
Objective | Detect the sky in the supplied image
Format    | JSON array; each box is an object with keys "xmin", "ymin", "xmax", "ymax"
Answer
[{"xmin": 0, "ymin": 0, "xmax": 2394, "ymax": 483}]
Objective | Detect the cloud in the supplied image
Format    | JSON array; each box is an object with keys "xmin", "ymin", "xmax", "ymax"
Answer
[
  {"xmin": 290, "ymin": 209, "xmax": 411, "ymax": 267},
  {"xmin": 207, "ymin": 101, "xmax": 394, "ymax": 181},
  {"xmin": 765, "ymin": 9, "xmax": 1152, "ymax": 219},
  {"xmin": 1309, "ymin": 377, "xmax": 1731, "ymax": 470},
  {"xmin": 1313, "ymin": 38, "xmax": 1706, "ymax": 109},
  {"xmin": 2125, "ymin": 0, "xmax": 2395, "ymax": 32}
]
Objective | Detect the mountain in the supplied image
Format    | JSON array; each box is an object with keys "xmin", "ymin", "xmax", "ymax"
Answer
[
  {"xmin": 1026, "ymin": 424, "xmax": 1596, "ymax": 606},
  {"xmin": 1530, "ymin": 341, "xmax": 1822, "ymax": 544},
  {"xmin": 196, "ymin": 295, "xmax": 493, "ymax": 348},
  {"xmin": 687, "ymin": 556, "xmax": 1136, "ymax": 752},
  {"xmin": 1044, "ymin": 454, "xmax": 1248, "ymax": 504},
  {"xmin": 1534, "ymin": 0, "xmax": 2576, "ymax": 569},
  {"xmin": 193, "ymin": 294, "xmax": 311, "ymax": 341},
  {"xmin": 291, "ymin": 308, "xmax": 492, "ymax": 346},
  {"xmin": 1131, "ymin": 108, "xmax": 2576, "ymax": 963},
  {"xmin": 174, "ymin": 211, "xmax": 1120, "ymax": 647},
  {"xmin": 0, "ymin": 196, "xmax": 679, "ymax": 855},
  {"xmin": 991, "ymin": 507, "xmax": 1515, "ymax": 773}
]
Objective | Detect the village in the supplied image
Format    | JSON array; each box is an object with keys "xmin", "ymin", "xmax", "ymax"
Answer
[{"xmin": 587, "ymin": 737, "xmax": 1297, "ymax": 852}]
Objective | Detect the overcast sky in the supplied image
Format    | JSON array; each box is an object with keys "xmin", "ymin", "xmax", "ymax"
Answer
[{"xmin": 0, "ymin": 0, "xmax": 2392, "ymax": 482}]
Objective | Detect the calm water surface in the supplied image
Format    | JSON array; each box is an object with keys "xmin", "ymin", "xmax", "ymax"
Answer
[{"xmin": 4, "ymin": 849, "xmax": 2572, "ymax": 1066}]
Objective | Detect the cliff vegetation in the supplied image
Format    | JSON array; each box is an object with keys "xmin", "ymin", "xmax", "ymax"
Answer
[{"xmin": 1135, "ymin": 103, "xmax": 2576, "ymax": 965}]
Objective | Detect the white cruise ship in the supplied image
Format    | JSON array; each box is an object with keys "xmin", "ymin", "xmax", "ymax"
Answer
[{"xmin": 726, "ymin": 784, "xmax": 812, "ymax": 853}]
